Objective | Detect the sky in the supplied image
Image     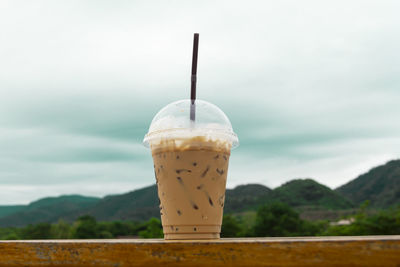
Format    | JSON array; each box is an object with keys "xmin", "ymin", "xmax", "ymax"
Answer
[{"xmin": 1, "ymin": 0, "xmax": 400, "ymax": 205}]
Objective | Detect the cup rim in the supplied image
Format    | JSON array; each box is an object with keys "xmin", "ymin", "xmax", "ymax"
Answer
[{"xmin": 143, "ymin": 128, "xmax": 239, "ymax": 149}]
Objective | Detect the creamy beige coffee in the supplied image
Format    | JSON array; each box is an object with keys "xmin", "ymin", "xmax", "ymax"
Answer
[{"xmin": 151, "ymin": 137, "xmax": 230, "ymax": 239}]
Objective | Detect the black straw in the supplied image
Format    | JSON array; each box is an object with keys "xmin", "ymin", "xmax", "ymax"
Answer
[{"xmin": 190, "ymin": 33, "xmax": 199, "ymax": 121}]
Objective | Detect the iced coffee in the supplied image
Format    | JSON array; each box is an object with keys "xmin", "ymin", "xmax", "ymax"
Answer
[
  {"xmin": 143, "ymin": 99, "xmax": 238, "ymax": 239},
  {"xmin": 151, "ymin": 137, "xmax": 230, "ymax": 239}
]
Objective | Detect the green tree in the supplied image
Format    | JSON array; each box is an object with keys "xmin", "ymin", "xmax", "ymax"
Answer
[
  {"xmin": 138, "ymin": 218, "xmax": 163, "ymax": 238},
  {"xmin": 0, "ymin": 227, "xmax": 20, "ymax": 240},
  {"xmin": 72, "ymin": 215, "xmax": 98, "ymax": 239},
  {"xmin": 253, "ymin": 202, "xmax": 305, "ymax": 237},
  {"xmin": 0, "ymin": 227, "xmax": 18, "ymax": 240},
  {"xmin": 20, "ymin": 223, "xmax": 52, "ymax": 239},
  {"xmin": 221, "ymin": 215, "xmax": 242, "ymax": 237},
  {"xmin": 323, "ymin": 205, "xmax": 400, "ymax": 236},
  {"xmin": 98, "ymin": 230, "xmax": 113, "ymax": 238},
  {"xmin": 108, "ymin": 221, "xmax": 132, "ymax": 237},
  {"xmin": 52, "ymin": 220, "xmax": 72, "ymax": 239},
  {"xmin": 4, "ymin": 232, "xmax": 20, "ymax": 240}
]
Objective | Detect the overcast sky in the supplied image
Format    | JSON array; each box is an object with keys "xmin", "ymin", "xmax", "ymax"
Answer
[{"xmin": 1, "ymin": 0, "xmax": 399, "ymax": 205}]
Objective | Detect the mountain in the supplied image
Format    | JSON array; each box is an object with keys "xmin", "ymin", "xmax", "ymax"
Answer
[
  {"xmin": 336, "ymin": 159, "xmax": 400, "ymax": 208},
  {"xmin": 27, "ymin": 195, "xmax": 100, "ymax": 211},
  {"xmin": 0, "ymin": 195, "xmax": 100, "ymax": 227},
  {"xmin": 3, "ymin": 156, "xmax": 399, "ymax": 227},
  {"xmin": 224, "ymin": 184, "xmax": 272, "ymax": 213},
  {"xmin": 0, "ymin": 205, "xmax": 25, "ymax": 218},
  {"xmin": 0, "ymin": 180, "xmax": 345, "ymax": 227},
  {"xmin": 270, "ymin": 179, "xmax": 354, "ymax": 210},
  {"xmin": 85, "ymin": 185, "xmax": 159, "ymax": 221},
  {"xmin": 0, "ymin": 186, "xmax": 160, "ymax": 227}
]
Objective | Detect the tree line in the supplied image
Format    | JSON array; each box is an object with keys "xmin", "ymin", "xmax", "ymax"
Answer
[
  {"xmin": 222, "ymin": 201, "xmax": 400, "ymax": 237},
  {"xmin": 0, "ymin": 215, "xmax": 163, "ymax": 240},
  {"xmin": 1, "ymin": 202, "xmax": 399, "ymax": 240}
]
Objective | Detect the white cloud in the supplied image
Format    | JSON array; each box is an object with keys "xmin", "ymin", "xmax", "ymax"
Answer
[{"xmin": 0, "ymin": 0, "xmax": 399, "ymax": 204}]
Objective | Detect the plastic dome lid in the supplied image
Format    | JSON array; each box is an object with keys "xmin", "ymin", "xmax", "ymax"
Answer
[{"xmin": 143, "ymin": 99, "xmax": 239, "ymax": 149}]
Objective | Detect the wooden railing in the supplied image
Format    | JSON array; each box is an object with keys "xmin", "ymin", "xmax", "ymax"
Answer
[{"xmin": 1, "ymin": 236, "xmax": 400, "ymax": 266}]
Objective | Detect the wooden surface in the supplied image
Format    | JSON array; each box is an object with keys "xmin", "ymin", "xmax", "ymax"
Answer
[{"xmin": 1, "ymin": 236, "xmax": 400, "ymax": 266}]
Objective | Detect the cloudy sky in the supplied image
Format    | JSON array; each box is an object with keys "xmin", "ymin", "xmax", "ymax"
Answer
[{"xmin": 1, "ymin": 1, "xmax": 399, "ymax": 205}]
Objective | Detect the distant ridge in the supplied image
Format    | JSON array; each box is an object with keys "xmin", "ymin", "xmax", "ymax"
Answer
[
  {"xmin": 0, "ymin": 205, "xmax": 25, "ymax": 218},
  {"xmin": 0, "ymin": 195, "xmax": 100, "ymax": 227},
  {"xmin": 271, "ymin": 179, "xmax": 354, "ymax": 210},
  {"xmin": 1, "ymin": 159, "xmax": 399, "ymax": 227},
  {"xmin": 84, "ymin": 185, "xmax": 159, "ymax": 222},
  {"xmin": 27, "ymin": 195, "xmax": 100, "ymax": 210},
  {"xmin": 336, "ymin": 159, "xmax": 400, "ymax": 208},
  {"xmin": 224, "ymin": 184, "xmax": 272, "ymax": 213},
  {"xmin": 0, "ymin": 180, "xmax": 352, "ymax": 227}
]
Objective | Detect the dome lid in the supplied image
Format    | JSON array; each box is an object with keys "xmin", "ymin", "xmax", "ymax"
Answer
[{"xmin": 143, "ymin": 99, "xmax": 239, "ymax": 149}]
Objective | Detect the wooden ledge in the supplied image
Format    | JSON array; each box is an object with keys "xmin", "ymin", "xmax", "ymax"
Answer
[{"xmin": 1, "ymin": 236, "xmax": 400, "ymax": 266}]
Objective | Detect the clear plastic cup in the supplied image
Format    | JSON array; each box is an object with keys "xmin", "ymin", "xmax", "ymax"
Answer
[{"xmin": 143, "ymin": 99, "xmax": 238, "ymax": 239}]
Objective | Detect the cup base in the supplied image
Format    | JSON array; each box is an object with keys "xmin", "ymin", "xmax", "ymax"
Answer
[
  {"xmin": 164, "ymin": 233, "xmax": 220, "ymax": 240},
  {"xmin": 163, "ymin": 225, "xmax": 221, "ymax": 240}
]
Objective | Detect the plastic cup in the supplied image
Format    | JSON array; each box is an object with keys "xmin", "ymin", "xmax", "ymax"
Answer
[{"xmin": 143, "ymin": 99, "xmax": 239, "ymax": 239}]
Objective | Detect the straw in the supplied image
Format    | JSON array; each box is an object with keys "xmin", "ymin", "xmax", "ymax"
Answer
[{"xmin": 190, "ymin": 33, "xmax": 199, "ymax": 121}]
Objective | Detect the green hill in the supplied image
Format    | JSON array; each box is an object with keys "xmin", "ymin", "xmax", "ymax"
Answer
[
  {"xmin": 223, "ymin": 179, "xmax": 354, "ymax": 213},
  {"xmin": 3, "ymin": 157, "xmax": 400, "ymax": 227},
  {"xmin": 336, "ymin": 159, "xmax": 400, "ymax": 208},
  {"xmin": 0, "ymin": 186, "xmax": 160, "ymax": 227},
  {"xmin": 0, "ymin": 205, "xmax": 25, "ymax": 218},
  {"xmin": 27, "ymin": 195, "xmax": 100, "ymax": 211},
  {"xmin": 270, "ymin": 179, "xmax": 354, "ymax": 210},
  {"xmin": 0, "ymin": 180, "xmax": 354, "ymax": 227},
  {"xmin": 224, "ymin": 184, "xmax": 271, "ymax": 213},
  {"xmin": 84, "ymin": 180, "xmax": 352, "ymax": 221},
  {"xmin": 0, "ymin": 195, "xmax": 100, "ymax": 227},
  {"xmin": 85, "ymin": 185, "xmax": 160, "ymax": 222}
]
